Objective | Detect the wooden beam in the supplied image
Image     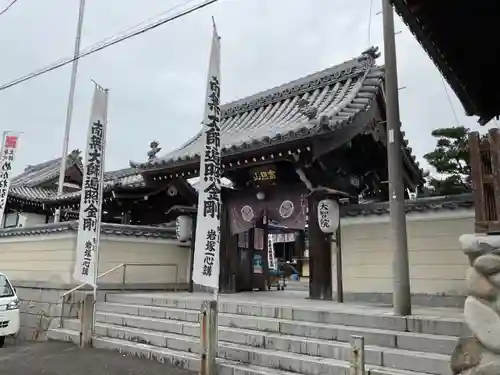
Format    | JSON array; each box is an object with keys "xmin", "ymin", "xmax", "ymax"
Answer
[
  {"xmin": 489, "ymin": 128, "xmax": 500, "ymax": 221},
  {"xmin": 307, "ymin": 193, "xmax": 333, "ymax": 300},
  {"xmin": 469, "ymin": 132, "xmax": 486, "ymax": 225}
]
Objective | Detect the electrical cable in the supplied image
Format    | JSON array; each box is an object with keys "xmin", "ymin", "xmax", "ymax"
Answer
[
  {"xmin": 367, "ymin": 0, "xmax": 374, "ymax": 46},
  {"xmin": 7, "ymin": 0, "xmax": 199, "ymax": 91},
  {"xmin": 0, "ymin": 0, "xmax": 219, "ymax": 91},
  {"xmin": 0, "ymin": 0, "xmax": 18, "ymax": 17},
  {"xmin": 440, "ymin": 75, "xmax": 461, "ymax": 125}
]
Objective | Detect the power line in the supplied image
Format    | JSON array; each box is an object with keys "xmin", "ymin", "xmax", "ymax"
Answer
[
  {"xmin": 367, "ymin": 0, "xmax": 374, "ymax": 46},
  {"xmin": 0, "ymin": 0, "xmax": 219, "ymax": 91},
  {"xmin": 0, "ymin": 0, "xmax": 18, "ymax": 16},
  {"xmin": 6, "ymin": 0, "xmax": 199, "ymax": 92},
  {"xmin": 440, "ymin": 75, "xmax": 461, "ymax": 125}
]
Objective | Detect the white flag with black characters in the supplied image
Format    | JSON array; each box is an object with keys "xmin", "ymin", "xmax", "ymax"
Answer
[
  {"xmin": 73, "ymin": 86, "xmax": 108, "ymax": 286},
  {"xmin": 192, "ymin": 23, "xmax": 222, "ymax": 289}
]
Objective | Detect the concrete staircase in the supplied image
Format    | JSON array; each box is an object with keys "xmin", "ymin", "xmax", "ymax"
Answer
[{"xmin": 48, "ymin": 293, "xmax": 466, "ymax": 375}]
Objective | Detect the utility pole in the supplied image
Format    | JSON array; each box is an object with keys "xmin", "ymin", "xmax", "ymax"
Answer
[
  {"xmin": 382, "ymin": 0, "xmax": 411, "ymax": 316},
  {"xmin": 54, "ymin": 0, "xmax": 86, "ymax": 223}
]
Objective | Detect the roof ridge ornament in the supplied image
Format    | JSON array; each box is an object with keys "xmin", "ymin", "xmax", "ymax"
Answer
[
  {"xmin": 297, "ymin": 98, "xmax": 318, "ymax": 120},
  {"xmin": 147, "ymin": 141, "xmax": 161, "ymax": 161},
  {"xmin": 358, "ymin": 46, "xmax": 380, "ymax": 69},
  {"xmin": 360, "ymin": 46, "xmax": 381, "ymax": 60}
]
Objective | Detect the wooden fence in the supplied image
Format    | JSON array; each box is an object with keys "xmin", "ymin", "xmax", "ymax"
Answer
[{"xmin": 469, "ymin": 128, "xmax": 500, "ymax": 233}]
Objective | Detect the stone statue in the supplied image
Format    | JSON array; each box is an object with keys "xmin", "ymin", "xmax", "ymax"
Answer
[
  {"xmin": 147, "ymin": 141, "xmax": 161, "ymax": 161},
  {"xmin": 452, "ymin": 234, "xmax": 500, "ymax": 374}
]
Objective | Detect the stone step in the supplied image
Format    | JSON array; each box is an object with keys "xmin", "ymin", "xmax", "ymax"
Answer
[
  {"xmin": 96, "ymin": 304, "xmax": 459, "ymax": 355},
  {"xmin": 104, "ymin": 294, "xmax": 467, "ymax": 336},
  {"xmin": 47, "ymin": 327, "xmax": 80, "ymax": 345},
  {"xmin": 89, "ymin": 314, "xmax": 452, "ymax": 374},
  {"xmin": 48, "ymin": 326, "xmax": 435, "ymax": 375}
]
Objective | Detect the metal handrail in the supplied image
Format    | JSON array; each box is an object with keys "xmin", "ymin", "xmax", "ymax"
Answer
[
  {"xmin": 59, "ymin": 262, "xmax": 179, "ymax": 328},
  {"xmin": 62, "ymin": 263, "xmax": 125, "ymax": 298}
]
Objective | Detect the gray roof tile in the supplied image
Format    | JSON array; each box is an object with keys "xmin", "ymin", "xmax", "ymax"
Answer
[
  {"xmin": 11, "ymin": 149, "xmax": 82, "ymax": 188},
  {"xmin": 340, "ymin": 193, "xmax": 473, "ymax": 217},
  {"xmin": 8, "ymin": 166, "xmax": 145, "ymax": 204},
  {"xmin": 134, "ymin": 49, "xmax": 384, "ymax": 170},
  {"xmin": 0, "ymin": 221, "xmax": 176, "ymax": 239}
]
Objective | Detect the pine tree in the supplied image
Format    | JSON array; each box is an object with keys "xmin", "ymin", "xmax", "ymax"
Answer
[{"xmin": 423, "ymin": 126, "xmax": 471, "ymax": 196}]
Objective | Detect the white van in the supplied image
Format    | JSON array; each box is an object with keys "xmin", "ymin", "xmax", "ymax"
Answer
[{"xmin": 0, "ymin": 273, "xmax": 20, "ymax": 348}]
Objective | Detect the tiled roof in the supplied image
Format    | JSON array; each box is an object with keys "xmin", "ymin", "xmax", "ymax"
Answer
[
  {"xmin": 103, "ymin": 167, "xmax": 144, "ymax": 189},
  {"xmin": 133, "ymin": 48, "xmax": 391, "ymax": 171},
  {"xmin": 189, "ymin": 177, "xmax": 233, "ymax": 191},
  {"xmin": 8, "ymin": 166, "xmax": 146, "ymax": 204},
  {"xmin": 8, "ymin": 149, "xmax": 84, "ymax": 202},
  {"xmin": 11, "ymin": 149, "xmax": 82, "ymax": 188},
  {"xmin": 0, "ymin": 221, "xmax": 177, "ymax": 239},
  {"xmin": 340, "ymin": 193, "xmax": 474, "ymax": 217}
]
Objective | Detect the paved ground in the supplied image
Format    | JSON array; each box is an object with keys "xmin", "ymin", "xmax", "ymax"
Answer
[
  {"xmin": 130, "ymin": 290, "xmax": 465, "ymax": 320},
  {"xmin": 0, "ymin": 339, "xmax": 195, "ymax": 375}
]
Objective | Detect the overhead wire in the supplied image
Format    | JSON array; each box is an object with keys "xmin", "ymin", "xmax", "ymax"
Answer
[
  {"xmin": 0, "ymin": 0, "xmax": 219, "ymax": 91},
  {"xmin": 0, "ymin": 0, "xmax": 18, "ymax": 17},
  {"xmin": 367, "ymin": 0, "xmax": 374, "ymax": 46},
  {"xmin": 439, "ymin": 75, "xmax": 461, "ymax": 126},
  {"xmin": 7, "ymin": 0, "xmax": 200, "ymax": 91}
]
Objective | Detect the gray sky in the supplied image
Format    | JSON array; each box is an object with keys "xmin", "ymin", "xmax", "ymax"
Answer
[{"xmin": 0, "ymin": 0, "xmax": 493, "ymax": 177}]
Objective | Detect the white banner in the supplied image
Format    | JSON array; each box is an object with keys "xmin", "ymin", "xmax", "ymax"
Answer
[
  {"xmin": 192, "ymin": 24, "xmax": 222, "ymax": 290},
  {"xmin": 0, "ymin": 132, "xmax": 20, "ymax": 225},
  {"xmin": 73, "ymin": 86, "xmax": 108, "ymax": 286},
  {"xmin": 267, "ymin": 234, "xmax": 277, "ymax": 271}
]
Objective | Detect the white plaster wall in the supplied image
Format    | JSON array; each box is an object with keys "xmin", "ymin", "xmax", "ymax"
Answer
[
  {"xmin": 0, "ymin": 231, "xmax": 190, "ymax": 286},
  {"xmin": 332, "ymin": 209, "xmax": 474, "ymax": 296},
  {"xmin": 22, "ymin": 213, "xmax": 47, "ymax": 227},
  {"xmin": 2, "ymin": 212, "xmax": 47, "ymax": 228},
  {"xmin": 3, "ymin": 212, "xmax": 19, "ymax": 227},
  {"xmin": 96, "ymin": 237, "xmax": 191, "ymax": 285},
  {"xmin": 0, "ymin": 234, "xmax": 76, "ymax": 283}
]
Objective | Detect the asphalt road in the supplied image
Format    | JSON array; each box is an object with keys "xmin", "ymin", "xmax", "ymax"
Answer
[{"xmin": 0, "ymin": 338, "xmax": 195, "ymax": 375}]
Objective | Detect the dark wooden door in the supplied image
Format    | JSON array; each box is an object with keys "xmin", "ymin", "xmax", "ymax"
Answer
[{"xmin": 237, "ymin": 247, "xmax": 252, "ymax": 291}]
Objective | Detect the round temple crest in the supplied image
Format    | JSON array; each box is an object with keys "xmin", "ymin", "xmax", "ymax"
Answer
[
  {"xmin": 279, "ymin": 200, "xmax": 294, "ymax": 219},
  {"xmin": 241, "ymin": 205, "xmax": 254, "ymax": 222}
]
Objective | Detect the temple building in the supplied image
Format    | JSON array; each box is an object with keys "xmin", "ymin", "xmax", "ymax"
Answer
[{"xmin": 1, "ymin": 48, "xmax": 474, "ymax": 310}]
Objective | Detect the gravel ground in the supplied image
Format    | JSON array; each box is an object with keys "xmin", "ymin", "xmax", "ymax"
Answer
[{"xmin": 0, "ymin": 339, "xmax": 195, "ymax": 375}]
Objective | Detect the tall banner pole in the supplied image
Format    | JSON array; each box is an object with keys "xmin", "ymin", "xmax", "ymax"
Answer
[
  {"xmin": 55, "ymin": 0, "xmax": 86, "ymax": 223},
  {"xmin": 73, "ymin": 82, "xmax": 109, "ymax": 292},
  {"xmin": 192, "ymin": 19, "xmax": 221, "ymax": 375},
  {"xmin": 0, "ymin": 132, "xmax": 21, "ymax": 227}
]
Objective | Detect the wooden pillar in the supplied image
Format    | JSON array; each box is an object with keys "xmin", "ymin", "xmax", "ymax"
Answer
[
  {"xmin": 121, "ymin": 210, "xmax": 131, "ymax": 225},
  {"xmin": 188, "ymin": 215, "xmax": 196, "ymax": 293},
  {"xmin": 219, "ymin": 203, "xmax": 230, "ymax": 292},
  {"xmin": 219, "ymin": 193, "xmax": 238, "ymax": 293},
  {"xmin": 307, "ymin": 194, "xmax": 333, "ymax": 300},
  {"xmin": 295, "ymin": 230, "xmax": 306, "ymax": 277}
]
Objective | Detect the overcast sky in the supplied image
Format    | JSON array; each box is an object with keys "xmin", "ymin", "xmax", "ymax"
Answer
[{"xmin": 0, "ymin": 0, "xmax": 494, "ymax": 177}]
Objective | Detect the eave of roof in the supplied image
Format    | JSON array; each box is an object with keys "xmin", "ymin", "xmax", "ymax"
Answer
[
  {"xmin": 391, "ymin": 0, "xmax": 500, "ymax": 125},
  {"xmin": 11, "ymin": 149, "xmax": 82, "ymax": 188},
  {"xmin": 0, "ymin": 221, "xmax": 177, "ymax": 239},
  {"xmin": 340, "ymin": 193, "xmax": 473, "ymax": 217},
  {"xmin": 133, "ymin": 48, "xmax": 390, "ymax": 172},
  {"xmin": 7, "ymin": 166, "xmax": 146, "ymax": 205}
]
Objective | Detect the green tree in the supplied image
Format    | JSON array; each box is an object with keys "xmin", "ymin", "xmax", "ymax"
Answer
[{"xmin": 423, "ymin": 126, "xmax": 471, "ymax": 196}]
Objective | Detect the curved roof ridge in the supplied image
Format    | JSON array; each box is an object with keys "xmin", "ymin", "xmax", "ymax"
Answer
[
  {"xmin": 220, "ymin": 55, "xmax": 364, "ymax": 117},
  {"xmin": 132, "ymin": 48, "xmax": 381, "ymax": 170}
]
